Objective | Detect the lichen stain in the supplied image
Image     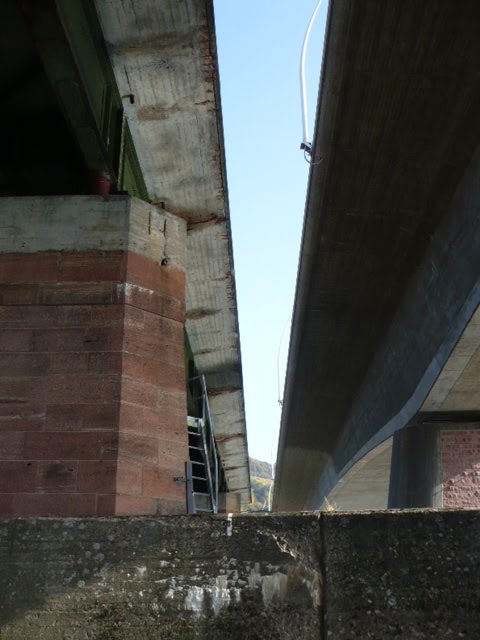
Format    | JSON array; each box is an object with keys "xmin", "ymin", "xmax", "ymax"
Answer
[
  {"xmin": 261, "ymin": 572, "xmax": 288, "ymax": 604},
  {"xmin": 211, "ymin": 575, "xmax": 230, "ymax": 615},
  {"xmin": 184, "ymin": 585, "xmax": 204, "ymax": 616}
]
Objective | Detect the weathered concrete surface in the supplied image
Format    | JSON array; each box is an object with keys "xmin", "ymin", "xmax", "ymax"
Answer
[
  {"xmin": 328, "ymin": 438, "xmax": 392, "ymax": 510},
  {"xmin": 422, "ymin": 304, "xmax": 480, "ymax": 412},
  {"xmin": 0, "ymin": 196, "xmax": 185, "ymax": 265},
  {"xmin": 275, "ymin": 0, "xmax": 480, "ymax": 511},
  {"xmin": 1, "ymin": 512, "xmax": 480, "ymax": 638},
  {"xmin": 323, "ymin": 510, "xmax": 480, "ymax": 639},
  {"xmin": 0, "ymin": 515, "xmax": 321, "ymax": 639}
]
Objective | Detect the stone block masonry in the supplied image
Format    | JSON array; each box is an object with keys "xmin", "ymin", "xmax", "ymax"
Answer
[
  {"xmin": 0, "ymin": 511, "xmax": 479, "ymax": 639},
  {"xmin": 442, "ymin": 429, "xmax": 480, "ymax": 507},
  {"xmin": 0, "ymin": 196, "xmax": 189, "ymax": 516}
]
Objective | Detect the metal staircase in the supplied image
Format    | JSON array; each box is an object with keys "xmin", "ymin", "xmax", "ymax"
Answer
[{"xmin": 185, "ymin": 375, "xmax": 219, "ymax": 514}]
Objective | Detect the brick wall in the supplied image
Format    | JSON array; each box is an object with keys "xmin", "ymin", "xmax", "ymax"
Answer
[
  {"xmin": 0, "ymin": 196, "xmax": 189, "ymax": 516},
  {"xmin": 441, "ymin": 429, "xmax": 480, "ymax": 508}
]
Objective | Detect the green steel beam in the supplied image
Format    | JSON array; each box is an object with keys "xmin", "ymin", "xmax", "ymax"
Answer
[{"xmin": 22, "ymin": 0, "xmax": 149, "ymax": 201}]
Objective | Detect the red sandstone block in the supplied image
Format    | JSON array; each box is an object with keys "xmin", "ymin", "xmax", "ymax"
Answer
[
  {"xmin": 57, "ymin": 251, "xmax": 126, "ymax": 283},
  {"xmin": 123, "ymin": 329, "xmax": 179, "ymax": 364},
  {"xmin": 0, "ymin": 285, "xmax": 38, "ymax": 305},
  {"xmin": 0, "ymin": 378, "xmax": 31, "ymax": 404},
  {"xmin": 156, "ymin": 498, "xmax": 187, "ymax": 515},
  {"xmin": 88, "ymin": 305, "xmax": 125, "ymax": 328},
  {"xmin": 33, "ymin": 328, "xmax": 87, "ymax": 352},
  {"xmin": 76, "ymin": 460, "xmax": 117, "ymax": 494},
  {"xmin": 120, "ymin": 377, "xmax": 159, "ymax": 408},
  {"xmin": 37, "ymin": 461, "xmax": 78, "ymax": 493},
  {"xmin": 88, "ymin": 353, "xmax": 122, "ymax": 375},
  {"xmin": 45, "ymin": 405, "xmax": 82, "ymax": 431},
  {"xmin": 122, "ymin": 287, "xmax": 184, "ymax": 322},
  {"xmin": 0, "ymin": 405, "xmax": 45, "ymax": 432},
  {"xmin": 114, "ymin": 494, "xmax": 158, "ymax": 516},
  {"xmin": 0, "ymin": 353, "xmax": 50, "ymax": 376},
  {"xmin": 0, "ymin": 330, "xmax": 33, "ymax": 352},
  {"xmin": 156, "ymin": 388, "xmax": 188, "ymax": 413},
  {"xmin": 157, "ymin": 439, "xmax": 189, "ymax": 471},
  {"xmin": 142, "ymin": 309, "xmax": 183, "ymax": 338},
  {"xmin": 0, "ymin": 432, "xmax": 25, "ymax": 459},
  {"xmin": 142, "ymin": 466, "xmax": 185, "ymax": 501},
  {"xmin": 0, "ymin": 494, "xmax": 14, "ymax": 516},
  {"xmin": 117, "ymin": 433, "xmax": 158, "ymax": 465},
  {"xmin": 33, "ymin": 328, "xmax": 123, "ymax": 353},
  {"xmin": 150, "ymin": 409, "xmax": 187, "ymax": 441},
  {"xmin": 96, "ymin": 494, "xmax": 116, "ymax": 515},
  {"xmin": 0, "ymin": 306, "xmax": 56, "ymax": 328},
  {"xmin": 116, "ymin": 461, "xmax": 142, "ymax": 495},
  {"xmin": 144, "ymin": 318, "xmax": 185, "ymax": 362},
  {"xmin": 118, "ymin": 402, "xmax": 144, "ymax": 434},
  {"xmin": 45, "ymin": 403, "xmax": 119, "ymax": 431},
  {"xmin": 40, "ymin": 374, "xmax": 121, "ymax": 404},
  {"xmin": 52, "ymin": 353, "xmax": 89, "ymax": 373},
  {"xmin": 5, "ymin": 374, "xmax": 117, "ymax": 406},
  {"xmin": 57, "ymin": 305, "xmax": 124, "ymax": 329},
  {"xmin": 82, "ymin": 403, "xmax": 120, "ymax": 431},
  {"xmin": 55, "ymin": 306, "xmax": 91, "ymax": 327},
  {"xmin": 126, "ymin": 253, "xmax": 185, "ymax": 299},
  {"xmin": 119, "ymin": 403, "xmax": 186, "ymax": 441},
  {"xmin": 123, "ymin": 305, "xmax": 145, "ymax": 329},
  {"xmin": 123, "ymin": 323, "xmax": 184, "ymax": 365},
  {"xmin": 13, "ymin": 493, "xmax": 97, "ymax": 516},
  {"xmin": 122, "ymin": 353, "xmax": 185, "ymax": 390},
  {"xmin": 0, "ymin": 254, "xmax": 59, "ymax": 283},
  {"xmin": 0, "ymin": 461, "xmax": 37, "ymax": 492},
  {"xmin": 83, "ymin": 327, "xmax": 124, "ymax": 351},
  {"xmin": 38, "ymin": 283, "xmax": 116, "ymax": 305},
  {"xmin": 23, "ymin": 432, "xmax": 118, "ymax": 460}
]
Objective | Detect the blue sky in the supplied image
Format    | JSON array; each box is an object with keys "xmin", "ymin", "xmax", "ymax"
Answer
[{"xmin": 214, "ymin": 1, "xmax": 328, "ymax": 464}]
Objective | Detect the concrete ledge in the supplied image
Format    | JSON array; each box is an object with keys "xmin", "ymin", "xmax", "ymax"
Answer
[
  {"xmin": 0, "ymin": 511, "xmax": 479, "ymax": 638},
  {"xmin": 0, "ymin": 196, "xmax": 185, "ymax": 269}
]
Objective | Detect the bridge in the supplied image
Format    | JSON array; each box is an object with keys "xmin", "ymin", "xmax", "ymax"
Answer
[
  {"xmin": 0, "ymin": 0, "xmax": 249, "ymax": 516},
  {"xmin": 274, "ymin": 0, "xmax": 480, "ymax": 511}
]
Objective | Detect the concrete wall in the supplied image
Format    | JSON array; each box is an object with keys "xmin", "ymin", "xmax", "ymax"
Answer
[
  {"xmin": 323, "ymin": 510, "xmax": 480, "ymax": 639},
  {"xmin": 0, "ymin": 514, "xmax": 322, "ymax": 639},
  {"xmin": 0, "ymin": 196, "xmax": 188, "ymax": 516},
  {"xmin": 0, "ymin": 511, "xmax": 479, "ymax": 638}
]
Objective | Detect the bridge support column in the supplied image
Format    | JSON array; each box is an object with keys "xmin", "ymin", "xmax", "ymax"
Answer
[
  {"xmin": 0, "ymin": 196, "xmax": 189, "ymax": 516},
  {"xmin": 388, "ymin": 424, "xmax": 442, "ymax": 509},
  {"xmin": 389, "ymin": 422, "xmax": 480, "ymax": 509}
]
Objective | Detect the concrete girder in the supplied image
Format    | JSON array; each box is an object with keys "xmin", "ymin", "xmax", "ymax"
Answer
[{"xmin": 274, "ymin": 0, "xmax": 480, "ymax": 511}]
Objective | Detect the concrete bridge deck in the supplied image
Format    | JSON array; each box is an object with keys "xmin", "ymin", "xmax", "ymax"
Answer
[{"xmin": 274, "ymin": 0, "xmax": 480, "ymax": 511}]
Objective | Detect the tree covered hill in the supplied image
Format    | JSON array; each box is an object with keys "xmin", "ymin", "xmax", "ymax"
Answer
[{"xmin": 248, "ymin": 457, "xmax": 273, "ymax": 511}]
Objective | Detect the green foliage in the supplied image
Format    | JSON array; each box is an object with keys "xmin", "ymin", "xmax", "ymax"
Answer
[
  {"xmin": 249, "ymin": 457, "xmax": 272, "ymax": 480},
  {"xmin": 248, "ymin": 458, "xmax": 273, "ymax": 511}
]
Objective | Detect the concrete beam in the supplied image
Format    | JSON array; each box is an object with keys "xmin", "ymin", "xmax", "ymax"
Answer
[{"xmin": 275, "ymin": 0, "xmax": 480, "ymax": 511}]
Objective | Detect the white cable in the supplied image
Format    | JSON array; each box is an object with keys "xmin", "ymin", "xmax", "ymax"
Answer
[{"xmin": 300, "ymin": 0, "xmax": 324, "ymax": 154}]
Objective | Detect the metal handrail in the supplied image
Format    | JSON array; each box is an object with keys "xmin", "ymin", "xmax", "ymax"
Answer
[{"xmin": 186, "ymin": 374, "xmax": 219, "ymax": 514}]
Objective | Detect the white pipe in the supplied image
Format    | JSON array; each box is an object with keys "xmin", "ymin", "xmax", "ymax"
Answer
[{"xmin": 300, "ymin": 0, "xmax": 324, "ymax": 153}]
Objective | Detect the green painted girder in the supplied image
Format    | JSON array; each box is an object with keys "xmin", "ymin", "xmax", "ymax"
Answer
[{"xmin": 22, "ymin": 0, "xmax": 149, "ymax": 201}]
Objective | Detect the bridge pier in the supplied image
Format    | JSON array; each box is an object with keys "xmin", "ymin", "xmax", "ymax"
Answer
[
  {"xmin": 0, "ymin": 196, "xmax": 189, "ymax": 516},
  {"xmin": 389, "ymin": 422, "xmax": 480, "ymax": 509}
]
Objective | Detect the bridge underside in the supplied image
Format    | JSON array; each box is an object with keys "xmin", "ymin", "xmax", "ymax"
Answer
[{"xmin": 274, "ymin": 0, "xmax": 480, "ymax": 511}]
